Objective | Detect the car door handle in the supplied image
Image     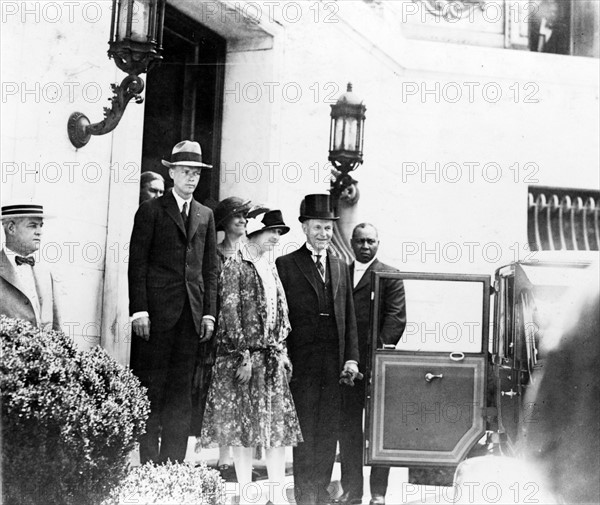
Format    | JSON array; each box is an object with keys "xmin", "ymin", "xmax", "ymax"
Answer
[{"xmin": 425, "ymin": 373, "xmax": 443, "ymax": 383}]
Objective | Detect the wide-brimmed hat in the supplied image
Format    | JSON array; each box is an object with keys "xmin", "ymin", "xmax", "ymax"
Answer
[
  {"xmin": 247, "ymin": 210, "xmax": 290, "ymax": 237},
  {"xmin": 214, "ymin": 197, "xmax": 252, "ymax": 232},
  {"xmin": 299, "ymin": 194, "xmax": 338, "ymax": 222},
  {"xmin": 161, "ymin": 140, "xmax": 212, "ymax": 169},
  {"xmin": 1, "ymin": 202, "xmax": 50, "ymax": 220}
]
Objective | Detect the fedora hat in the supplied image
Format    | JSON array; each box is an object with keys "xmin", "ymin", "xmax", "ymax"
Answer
[
  {"xmin": 1, "ymin": 202, "xmax": 50, "ymax": 220},
  {"xmin": 214, "ymin": 197, "xmax": 252, "ymax": 232},
  {"xmin": 299, "ymin": 194, "xmax": 338, "ymax": 222},
  {"xmin": 246, "ymin": 209, "xmax": 290, "ymax": 237},
  {"xmin": 161, "ymin": 140, "xmax": 212, "ymax": 169}
]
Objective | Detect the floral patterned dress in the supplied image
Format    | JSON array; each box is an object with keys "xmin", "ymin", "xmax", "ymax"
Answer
[{"xmin": 200, "ymin": 249, "xmax": 303, "ymax": 448}]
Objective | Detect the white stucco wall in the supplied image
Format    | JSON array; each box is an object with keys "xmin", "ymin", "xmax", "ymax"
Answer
[{"xmin": 1, "ymin": 1, "xmax": 143, "ymax": 357}]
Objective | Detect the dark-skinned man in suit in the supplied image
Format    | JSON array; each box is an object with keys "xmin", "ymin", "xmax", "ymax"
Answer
[
  {"xmin": 338, "ymin": 223, "xmax": 406, "ymax": 505},
  {"xmin": 128, "ymin": 140, "xmax": 218, "ymax": 464},
  {"xmin": 276, "ymin": 194, "xmax": 359, "ymax": 505}
]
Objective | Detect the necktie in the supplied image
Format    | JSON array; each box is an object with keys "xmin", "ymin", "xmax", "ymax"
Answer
[
  {"xmin": 15, "ymin": 255, "xmax": 35, "ymax": 267},
  {"xmin": 314, "ymin": 254, "xmax": 325, "ymax": 280},
  {"xmin": 181, "ymin": 201, "xmax": 189, "ymax": 229}
]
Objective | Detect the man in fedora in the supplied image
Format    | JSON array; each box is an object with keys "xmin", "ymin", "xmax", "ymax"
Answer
[
  {"xmin": 0, "ymin": 202, "xmax": 61, "ymax": 332},
  {"xmin": 128, "ymin": 140, "xmax": 218, "ymax": 464},
  {"xmin": 276, "ymin": 194, "xmax": 359, "ymax": 505}
]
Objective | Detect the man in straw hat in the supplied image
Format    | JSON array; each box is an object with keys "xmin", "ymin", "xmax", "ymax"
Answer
[
  {"xmin": 0, "ymin": 202, "xmax": 62, "ymax": 332},
  {"xmin": 128, "ymin": 140, "xmax": 218, "ymax": 464},
  {"xmin": 276, "ymin": 194, "xmax": 359, "ymax": 505}
]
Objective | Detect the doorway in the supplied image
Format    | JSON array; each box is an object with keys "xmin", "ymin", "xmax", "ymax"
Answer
[{"xmin": 141, "ymin": 4, "xmax": 226, "ymax": 207}]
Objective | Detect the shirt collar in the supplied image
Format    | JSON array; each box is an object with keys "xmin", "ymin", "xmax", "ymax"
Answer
[
  {"xmin": 4, "ymin": 247, "xmax": 34, "ymax": 267},
  {"xmin": 306, "ymin": 242, "xmax": 327, "ymax": 257},
  {"xmin": 171, "ymin": 190, "xmax": 193, "ymax": 212},
  {"xmin": 354, "ymin": 257, "xmax": 376, "ymax": 271}
]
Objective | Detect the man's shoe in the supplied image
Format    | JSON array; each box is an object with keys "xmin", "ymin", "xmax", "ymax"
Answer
[
  {"xmin": 369, "ymin": 494, "xmax": 385, "ymax": 505},
  {"xmin": 336, "ymin": 491, "xmax": 363, "ymax": 504}
]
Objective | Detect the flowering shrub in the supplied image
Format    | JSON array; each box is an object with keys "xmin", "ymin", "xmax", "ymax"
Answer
[
  {"xmin": 0, "ymin": 316, "xmax": 150, "ymax": 505},
  {"xmin": 105, "ymin": 461, "xmax": 225, "ymax": 505}
]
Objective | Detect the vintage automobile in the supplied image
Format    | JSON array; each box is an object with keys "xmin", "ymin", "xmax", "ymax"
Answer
[{"xmin": 363, "ymin": 252, "xmax": 597, "ymax": 473}]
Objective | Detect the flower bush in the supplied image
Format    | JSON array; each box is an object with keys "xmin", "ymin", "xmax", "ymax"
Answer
[
  {"xmin": 104, "ymin": 461, "xmax": 225, "ymax": 505},
  {"xmin": 0, "ymin": 316, "xmax": 150, "ymax": 505}
]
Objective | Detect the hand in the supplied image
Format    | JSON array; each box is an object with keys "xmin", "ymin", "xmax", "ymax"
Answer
[
  {"xmin": 199, "ymin": 318, "xmax": 214, "ymax": 343},
  {"xmin": 339, "ymin": 361, "xmax": 363, "ymax": 387},
  {"xmin": 283, "ymin": 356, "xmax": 293, "ymax": 383},
  {"xmin": 235, "ymin": 361, "xmax": 252, "ymax": 384},
  {"xmin": 132, "ymin": 316, "xmax": 151, "ymax": 341}
]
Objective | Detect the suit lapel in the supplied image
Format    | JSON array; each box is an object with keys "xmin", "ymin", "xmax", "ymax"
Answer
[
  {"xmin": 329, "ymin": 254, "xmax": 340, "ymax": 300},
  {"xmin": 0, "ymin": 249, "xmax": 41, "ymax": 323},
  {"xmin": 352, "ymin": 261, "xmax": 376, "ymax": 292},
  {"xmin": 163, "ymin": 190, "xmax": 187, "ymax": 237},
  {"xmin": 293, "ymin": 245, "xmax": 319, "ymax": 296},
  {"xmin": 187, "ymin": 199, "xmax": 202, "ymax": 242},
  {"xmin": 0, "ymin": 250, "xmax": 21, "ymax": 291}
]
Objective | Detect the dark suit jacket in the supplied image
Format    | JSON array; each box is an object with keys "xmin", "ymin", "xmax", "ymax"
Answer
[
  {"xmin": 276, "ymin": 244, "xmax": 359, "ymax": 369},
  {"xmin": 128, "ymin": 189, "xmax": 217, "ymax": 334},
  {"xmin": 351, "ymin": 259, "xmax": 406, "ymax": 371},
  {"xmin": 0, "ymin": 249, "xmax": 62, "ymax": 332}
]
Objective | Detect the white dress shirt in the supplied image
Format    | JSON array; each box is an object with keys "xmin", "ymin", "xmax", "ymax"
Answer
[
  {"xmin": 306, "ymin": 242, "xmax": 327, "ymax": 279},
  {"xmin": 353, "ymin": 257, "xmax": 376, "ymax": 288},
  {"xmin": 172, "ymin": 190, "xmax": 193, "ymax": 214}
]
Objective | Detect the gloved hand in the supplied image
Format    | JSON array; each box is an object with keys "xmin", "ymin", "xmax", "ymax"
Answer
[{"xmin": 339, "ymin": 361, "xmax": 363, "ymax": 387}]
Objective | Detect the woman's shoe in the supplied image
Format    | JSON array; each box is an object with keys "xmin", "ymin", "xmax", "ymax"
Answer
[{"xmin": 218, "ymin": 463, "xmax": 237, "ymax": 481}]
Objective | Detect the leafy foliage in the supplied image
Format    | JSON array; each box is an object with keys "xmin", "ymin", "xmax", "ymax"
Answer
[
  {"xmin": 105, "ymin": 461, "xmax": 225, "ymax": 505},
  {"xmin": 1, "ymin": 316, "xmax": 150, "ymax": 505}
]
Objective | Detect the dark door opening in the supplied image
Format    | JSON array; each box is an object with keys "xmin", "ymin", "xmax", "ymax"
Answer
[{"xmin": 142, "ymin": 4, "xmax": 226, "ymax": 207}]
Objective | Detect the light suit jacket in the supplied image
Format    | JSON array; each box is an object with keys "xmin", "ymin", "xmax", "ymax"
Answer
[{"xmin": 0, "ymin": 249, "xmax": 62, "ymax": 331}]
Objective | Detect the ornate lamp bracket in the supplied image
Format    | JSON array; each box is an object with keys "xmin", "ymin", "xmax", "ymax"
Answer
[{"xmin": 67, "ymin": 74, "xmax": 145, "ymax": 149}]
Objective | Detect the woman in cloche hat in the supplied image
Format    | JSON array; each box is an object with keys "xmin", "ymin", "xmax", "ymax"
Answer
[
  {"xmin": 201, "ymin": 209, "xmax": 302, "ymax": 505},
  {"xmin": 194, "ymin": 196, "xmax": 254, "ymax": 480}
]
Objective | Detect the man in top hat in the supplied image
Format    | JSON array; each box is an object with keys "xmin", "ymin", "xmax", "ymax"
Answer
[
  {"xmin": 128, "ymin": 140, "xmax": 218, "ymax": 464},
  {"xmin": 338, "ymin": 223, "xmax": 406, "ymax": 505},
  {"xmin": 0, "ymin": 203, "xmax": 61, "ymax": 332},
  {"xmin": 276, "ymin": 194, "xmax": 359, "ymax": 505}
]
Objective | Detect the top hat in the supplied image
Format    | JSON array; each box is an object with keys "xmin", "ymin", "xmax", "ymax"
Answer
[
  {"xmin": 1, "ymin": 202, "xmax": 50, "ymax": 220},
  {"xmin": 161, "ymin": 140, "xmax": 212, "ymax": 169},
  {"xmin": 298, "ymin": 194, "xmax": 338, "ymax": 222},
  {"xmin": 214, "ymin": 197, "xmax": 252, "ymax": 232},
  {"xmin": 246, "ymin": 209, "xmax": 290, "ymax": 237}
]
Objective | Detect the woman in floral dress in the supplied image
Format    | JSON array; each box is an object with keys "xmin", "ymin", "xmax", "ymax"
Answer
[{"xmin": 201, "ymin": 209, "xmax": 303, "ymax": 504}]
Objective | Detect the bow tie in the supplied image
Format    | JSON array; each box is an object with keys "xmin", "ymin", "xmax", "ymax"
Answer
[{"xmin": 15, "ymin": 255, "xmax": 35, "ymax": 267}]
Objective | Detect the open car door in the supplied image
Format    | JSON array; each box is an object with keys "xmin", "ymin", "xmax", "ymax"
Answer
[{"xmin": 365, "ymin": 272, "xmax": 490, "ymax": 467}]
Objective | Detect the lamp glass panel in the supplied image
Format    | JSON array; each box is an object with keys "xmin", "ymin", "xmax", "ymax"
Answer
[
  {"xmin": 343, "ymin": 117, "xmax": 358, "ymax": 151},
  {"xmin": 118, "ymin": 0, "xmax": 151, "ymax": 42},
  {"xmin": 333, "ymin": 116, "xmax": 345, "ymax": 151}
]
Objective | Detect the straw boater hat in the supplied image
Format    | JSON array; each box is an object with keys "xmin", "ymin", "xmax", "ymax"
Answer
[
  {"xmin": 298, "ymin": 194, "xmax": 338, "ymax": 222},
  {"xmin": 246, "ymin": 210, "xmax": 290, "ymax": 237},
  {"xmin": 1, "ymin": 203, "xmax": 49, "ymax": 220},
  {"xmin": 161, "ymin": 140, "xmax": 212, "ymax": 169}
]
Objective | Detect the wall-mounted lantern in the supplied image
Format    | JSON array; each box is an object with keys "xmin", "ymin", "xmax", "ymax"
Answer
[
  {"xmin": 67, "ymin": 0, "xmax": 166, "ymax": 149},
  {"xmin": 328, "ymin": 83, "xmax": 366, "ymax": 203}
]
